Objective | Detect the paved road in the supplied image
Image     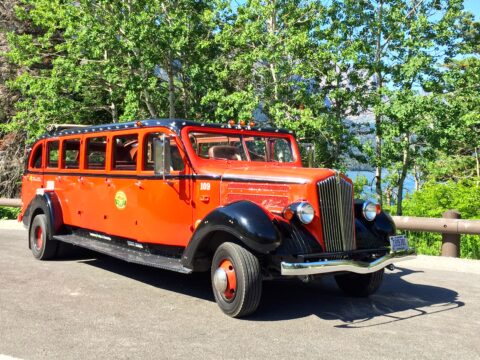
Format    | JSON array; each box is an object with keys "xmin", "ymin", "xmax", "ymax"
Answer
[{"xmin": 1, "ymin": 221, "xmax": 479, "ymax": 360}]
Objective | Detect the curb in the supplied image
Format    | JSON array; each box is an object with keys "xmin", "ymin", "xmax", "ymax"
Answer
[
  {"xmin": 0, "ymin": 220, "xmax": 25, "ymax": 231},
  {"xmin": 401, "ymin": 254, "xmax": 480, "ymax": 275}
]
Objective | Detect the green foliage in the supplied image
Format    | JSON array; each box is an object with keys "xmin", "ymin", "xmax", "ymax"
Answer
[
  {"xmin": 352, "ymin": 175, "xmax": 369, "ymax": 200},
  {"xmin": 0, "ymin": 206, "xmax": 20, "ymax": 220},
  {"xmin": 403, "ymin": 180, "xmax": 480, "ymax": 259},
  {"xmin": 1, "ymin": 0, "xmax": 479, "ymax": 227}
]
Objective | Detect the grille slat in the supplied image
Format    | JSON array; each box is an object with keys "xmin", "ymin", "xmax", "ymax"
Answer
[{"xmin": 318, "ymin": 174, "xmax": 355, "ymax": 252}]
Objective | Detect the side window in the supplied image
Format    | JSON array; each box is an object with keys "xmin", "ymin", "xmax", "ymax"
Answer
[
  {"xmin": 272, "ymin": 138, "xmax": 293, "ymax": 162},
  {"xmin": 46, "ymin": 141, "xmax": 59, "ymax": 168},
  {"xmin": 86, "ymin": 137, "xmax": 107, "ymax": 170},
  {"xmin": 62, "ymin": 139, "xmax": 81, "ymax": 169},
  {"xmin": 245, "ymin": 138, "xmax": 267, "ymax": 161},
  {"xmin": 144, "ymin": 133, "xmax": 185, "ymax": 172},
  {"xmin": 113, "ymin": 134, "xmax": 138, "ymax": 171},
  {"xmin": 30, "ymin": 143, "xmax": 43, "ymax": 169}
]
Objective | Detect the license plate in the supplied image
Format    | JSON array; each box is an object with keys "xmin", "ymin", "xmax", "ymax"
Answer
[{"xmin": 389, "ymin": 235, "xmax": 409, "ymax": 252}]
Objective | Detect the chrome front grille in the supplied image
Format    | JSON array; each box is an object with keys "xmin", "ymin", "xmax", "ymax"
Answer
[{"xmin": 317, "ymin": 174, "xmax": 355, "ymax": 252}]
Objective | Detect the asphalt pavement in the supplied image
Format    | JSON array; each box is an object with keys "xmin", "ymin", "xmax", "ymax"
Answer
[{"xmin": 0, "ymin": 220, "xmax": 479, "ymax": 360}]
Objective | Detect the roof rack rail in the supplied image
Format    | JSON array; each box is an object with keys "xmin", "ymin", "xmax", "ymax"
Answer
[{"xmin": 46, "ymin": 124, "xmax": 89, "ymax": 133}]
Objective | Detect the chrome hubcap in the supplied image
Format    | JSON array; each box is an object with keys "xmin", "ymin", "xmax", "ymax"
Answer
[{"xmin": 213, "ymin": 268, "xmax": 228, "ymax": 293}]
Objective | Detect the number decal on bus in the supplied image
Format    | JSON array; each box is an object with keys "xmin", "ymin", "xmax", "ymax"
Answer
[{"xmin": 200, "ymin": 182, "xmax": 211, "ymax": 191}]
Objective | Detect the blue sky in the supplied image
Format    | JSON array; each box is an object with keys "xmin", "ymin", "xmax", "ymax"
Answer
[
  {"xmin": 232, "ymin": 1, "xmax": 479, "ymax": 19},
  {"xmin": 464, "ymin": 0, "xmax": 480, "ymax": 19}
]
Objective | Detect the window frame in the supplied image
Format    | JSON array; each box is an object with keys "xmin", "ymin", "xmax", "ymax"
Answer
[
  {"xmin": 46, "ymin": 140, "xmax": 60, "ymax": 169},
  {"xmin": 29, "ymin": 141, "xmax": 44, "ymax": 170},
  {"xmin": 111, "ymin": 132, "xmax": 139, "ymax": 172},
  {"xmin": 140, "ymin": 131, "xmax": 186, "ymax": 175},
  {"xmin": 61, "ymin": 137, "xmax": 82, "ymax": 170},
  {"xmin": 84, "ymin": 135, "xmax": 108, "ymax": 171}
]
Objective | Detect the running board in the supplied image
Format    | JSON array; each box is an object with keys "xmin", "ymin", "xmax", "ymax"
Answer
[{"xmin": 53, "ymin": 234, "xmax": 192, "ymax": 274}]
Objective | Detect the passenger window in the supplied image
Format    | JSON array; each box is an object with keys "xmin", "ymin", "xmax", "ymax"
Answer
[
  {"xmin": 113, "ymin": 134, "xmax": 138, "ymax": 171},
  {"xmin": 245, "ymin": 138, "xmax": 267, "ymax": 162},
  {"xmin": 272, "ymin": 138, "xmax": 293, "ymax": 162},
  {"xmin": 86, "ymin": 137, "xmax": 107, "ymax": 170},
  {"xmin": 46, "ymin": 141, "xmax": 59, "ymax": 168},
  {"xmin": 31, "ymin": 144, "xmax": 43, "ymax": 169},
  {"xmin": 62, "ymin": 139, "xmax": 81, "ymax": 169},
  {"xmin": 144, "ymin": 133, "xmax": 185, "ymax": 172}
]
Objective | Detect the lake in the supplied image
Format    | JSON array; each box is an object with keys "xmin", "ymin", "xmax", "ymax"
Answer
[{"xmin": 346, "ymin": 170, "xmax": 416, "ymax": 198}]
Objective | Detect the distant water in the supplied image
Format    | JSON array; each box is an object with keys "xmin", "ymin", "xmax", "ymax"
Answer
[{"xmin": 346, "ymin": 170, "xmax": 416, "ymax": 198}]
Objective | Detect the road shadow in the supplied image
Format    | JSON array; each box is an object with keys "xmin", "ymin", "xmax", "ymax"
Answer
[
  {"xmin": 77, "ymin": 253, "xmax": 464, "ymax": 326},
  {"xmin": 79, "ymin": 253, "xmax": 214, "ymax": 302},
  {"xmin": 253, "ymin": 267, "xmax": 464, "ymax": 326}
]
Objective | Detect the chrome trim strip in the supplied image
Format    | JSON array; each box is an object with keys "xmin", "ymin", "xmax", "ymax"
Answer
[{"xmin": 280, "ymin": 249, "xmax": 416, "ymax": 276}]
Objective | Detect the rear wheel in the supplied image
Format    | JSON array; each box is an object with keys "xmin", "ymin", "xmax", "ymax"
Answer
[
  {"xmin": 211, "ymin": 242, "xmax": 262, "ymax": 318},
  {"xmin": 29, "ymin": 214, "xmax": 58, "ymax": 260},
  {"xmin": 335, "ymin": 269, "xmax": 384, "ymax": 297}
]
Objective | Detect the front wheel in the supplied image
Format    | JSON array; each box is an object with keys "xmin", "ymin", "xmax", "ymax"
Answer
[
  {"xmin": 334, "ymin": 269, "xmax": 384, "ymax": 297},
  {"xmin": 211, "ymin": 242, "xmax": 262, "ymax": 318},
  {"xmin": 29, "ymin": 214, "xmax": 58, "ymax": 260}
]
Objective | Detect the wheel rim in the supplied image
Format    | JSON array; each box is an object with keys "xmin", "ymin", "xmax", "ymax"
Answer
[
  {"xmin": 216, "ymin": 259, "xmax": 236, "ymax": 301},
  {"xmin": 34, "ymin": 226, "xmax": 43, "ymax": 250}
]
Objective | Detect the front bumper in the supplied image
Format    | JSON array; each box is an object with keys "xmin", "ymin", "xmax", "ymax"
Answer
[{"xmin": 280, "ymin": 248, "xmax": 416, "ymax": 276}]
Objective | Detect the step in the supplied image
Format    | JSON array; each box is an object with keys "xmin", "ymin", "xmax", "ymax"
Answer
[{"xmin": 53, "ymin": 234, "xmax": 192, "ymax": 274}]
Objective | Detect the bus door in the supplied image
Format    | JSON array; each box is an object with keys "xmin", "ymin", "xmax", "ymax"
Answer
[{"xmin": 136, "ymin": 131, "xmax": 193, "ymax": 247}]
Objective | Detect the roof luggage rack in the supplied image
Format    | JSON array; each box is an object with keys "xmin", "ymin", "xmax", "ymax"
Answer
[{"xmin": 46, "ymin": 124, "xmax": 89, "ymax": 134}]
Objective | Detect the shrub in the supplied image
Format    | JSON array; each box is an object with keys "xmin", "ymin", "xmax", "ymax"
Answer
[
  {"xmin": 0, "ymin": 207, "xmax": 20, "ymax": 220},
  {"xmin": 402, "ymin": 180, "xmax": 480, "ymax": 259}
]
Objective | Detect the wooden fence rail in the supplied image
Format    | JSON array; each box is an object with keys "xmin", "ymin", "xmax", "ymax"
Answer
[
  {"xmin": 0, "ymin": 198, "xmax": 22, "ymax": 207},
  {"xmin": 1, "ymin": 199, "xmax": 478, "ymax": 257}
]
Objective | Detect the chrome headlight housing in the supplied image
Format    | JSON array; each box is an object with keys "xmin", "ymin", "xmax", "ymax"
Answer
[
  {"xmin": 363, "ymin": 201, "xmax": 380, "ymax": 221},
  {"xmin": 296, "ymin": 202, "xmax": 315, "ymax": 224}
]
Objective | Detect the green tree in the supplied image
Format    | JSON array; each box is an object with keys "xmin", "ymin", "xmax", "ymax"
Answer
[
  {"xmin": 5, "ymin": 0, "xmax": 220, "ymax": 139},
  {"xmin": 347, "ymin": 0, "xmax": 469, "ymax": 204}
]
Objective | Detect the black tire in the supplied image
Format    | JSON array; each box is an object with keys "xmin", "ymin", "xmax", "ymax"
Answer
[
  {"xmin": 211, "ymin": 242, "xmax": 262, "ymax": 318},
  {"xmin": 29, "ymin": 214, "xmax": 58, "ymax": 260},
  {"xmin": 334, "ymin": 269, "xmax": 384, "ymax": 297}
]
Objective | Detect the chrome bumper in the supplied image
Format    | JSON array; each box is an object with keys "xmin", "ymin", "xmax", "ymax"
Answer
[{"xmin": 280, "ymin": 248, "xmax": 416, "ymax": 276}]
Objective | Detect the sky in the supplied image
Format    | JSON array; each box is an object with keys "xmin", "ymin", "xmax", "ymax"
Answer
[{"xmin": 464, "ymin": 0, "xmax": 480, "ymax": 20}]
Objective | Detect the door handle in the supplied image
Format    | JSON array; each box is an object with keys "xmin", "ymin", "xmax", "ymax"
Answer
[
  {"xmin": 135, "ymin": 181, "xmax": 143, "ymax": 189},
  {"xmin": 105, "ymin": 178, "xmax": 112, "ymax": 186}
]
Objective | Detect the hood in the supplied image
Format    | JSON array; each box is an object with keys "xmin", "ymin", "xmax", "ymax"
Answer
[
  {"xmin": 221, "ymin": 166, "xmax": 341, "ymax": 185},
  {"xmin": 216, "ymin": 165, "xmax": 349, "ymax": 213}
]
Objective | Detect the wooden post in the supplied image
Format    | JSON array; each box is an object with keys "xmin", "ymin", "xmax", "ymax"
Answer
[{"xmin": 441, "ymin": 210, "xmax": 461, "ymax": 257}]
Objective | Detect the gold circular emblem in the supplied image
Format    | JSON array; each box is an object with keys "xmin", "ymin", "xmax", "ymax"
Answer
[{"xmin": 114, "ymin": 191, "xmax": 127, "ymax": 210}]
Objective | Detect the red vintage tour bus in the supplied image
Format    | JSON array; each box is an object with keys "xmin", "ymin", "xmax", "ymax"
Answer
[{"xmin": 20, "ymin": 119, "xmax": 415, "ymax": 317}]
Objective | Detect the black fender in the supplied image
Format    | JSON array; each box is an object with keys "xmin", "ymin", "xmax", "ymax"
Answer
[
  {"xmin": 182, "ymin": 201, "xmax": 282, "ymax": 271},
  {"xmin": 354, "ymin": 199, "xmax": 396, "ymax": 249},
  {"xmin": 23, "ymin": 192, "xmax": 65, "ymax": 247}
]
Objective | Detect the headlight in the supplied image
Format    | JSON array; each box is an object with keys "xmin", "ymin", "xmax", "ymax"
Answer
[
  {"xmin": 296, "ymin": 202, "xmax": 315, "ymax": 224},
  {"xmin": 363, "ymin": 201, "xmax": 380, "ymax": 221}
]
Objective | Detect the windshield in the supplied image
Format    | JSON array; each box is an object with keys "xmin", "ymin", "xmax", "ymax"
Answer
[{"xmin": 188, "ymin": 132, "xmax": 295, "ymax": 163}]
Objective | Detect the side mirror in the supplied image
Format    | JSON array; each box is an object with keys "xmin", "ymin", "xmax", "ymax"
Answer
[{"xmin": 153, "ymin": 135, "xmax": 171, "ymax": 179}]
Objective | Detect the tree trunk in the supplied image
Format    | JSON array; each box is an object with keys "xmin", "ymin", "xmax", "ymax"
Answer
[
  {"xmin": 167, "ymin": 55, "xmax": 176, "ymax": 119},
  {"xmin": 475, "ymin": 147, "xmax": 480, "ymax": 177},
  {"xmin": 104, "ymin": 50, "xmax": 118, "ymax": 123},
  {"xmin": 374, "ymin": 114, "xmax": 382, "ymax": 205},
  {"xmin": 374, "ymin": 0, "xmax": 384, "ymax": 205},
  {"xmin": 143, "ymin": 89, "xmax": 158, "ymax": 118},
  {"xmin": 385, "ymin": 186, "xmax": 392, "ymax": 206},
  {"xmin": 413, "ymin": 164, "xmax": 420, "ymax": 191},
  {"xmin": 267, "ymin": 2, "xmax": 279, "ymax": 101},
  {"xmin": 396, "ymin": 133, "xmax": 410, "ymax": 215}
]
